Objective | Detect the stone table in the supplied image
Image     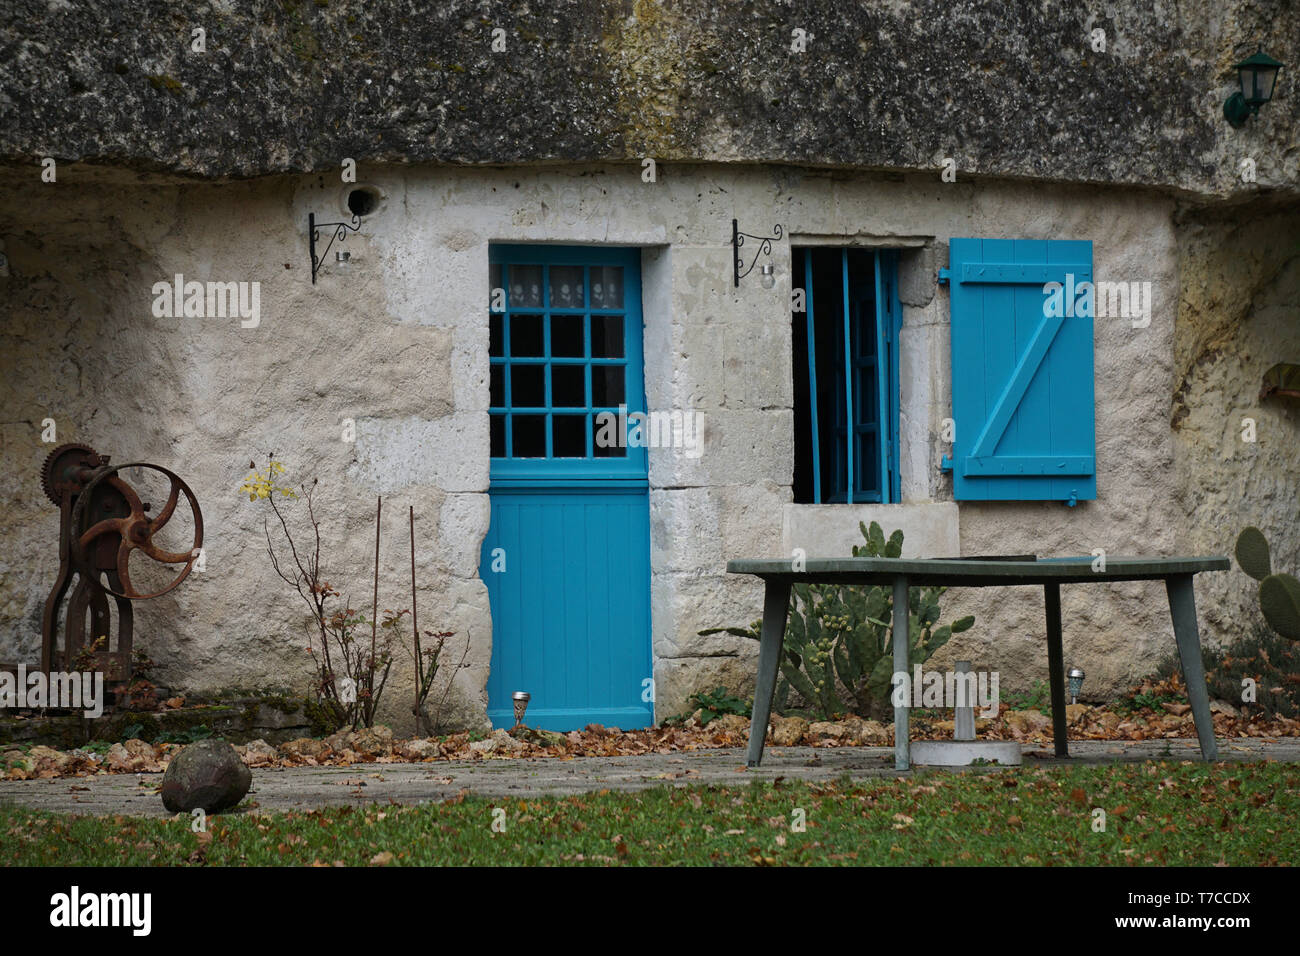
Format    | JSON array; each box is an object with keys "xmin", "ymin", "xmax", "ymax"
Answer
[{"xmin": 727, "ymin": 555, "xmax": 1230, "ymax": 770}]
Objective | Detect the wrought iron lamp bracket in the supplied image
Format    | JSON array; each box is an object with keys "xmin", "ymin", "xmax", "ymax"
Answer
[
  {"xmin": 732, "ymin": 218, "xmax": 783, "ymax": 287},
  {"xmin": 309, "ymin": 212, "xmax": 362, "ymax": 284}
]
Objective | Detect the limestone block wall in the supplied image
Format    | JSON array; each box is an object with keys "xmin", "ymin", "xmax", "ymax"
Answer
[{"xmin": 0, "ymin": 160, "xmax": 1272, "ymax": 728}]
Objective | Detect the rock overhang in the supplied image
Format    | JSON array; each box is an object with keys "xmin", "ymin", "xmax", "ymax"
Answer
[{"xmin": 0, "ymin": 0, "xmax": 1293, "ymax": 200}]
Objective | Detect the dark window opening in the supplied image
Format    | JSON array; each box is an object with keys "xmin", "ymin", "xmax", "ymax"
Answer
[{"xmin": 792, "ymin": 247, "xmax": 901, "ymax": 504}]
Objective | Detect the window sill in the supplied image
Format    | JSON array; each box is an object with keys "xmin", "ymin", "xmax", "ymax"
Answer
[{"xmin": 781, "ymin": 501, "xmax": 960, "ymax": 559}]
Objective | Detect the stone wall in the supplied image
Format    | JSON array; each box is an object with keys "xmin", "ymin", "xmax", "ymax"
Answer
[{"xmin": 1, "ymin": 160, "xmax": 1250, "ymax": 729}]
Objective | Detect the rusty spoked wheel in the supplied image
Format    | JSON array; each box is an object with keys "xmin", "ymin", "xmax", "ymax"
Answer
[{"xmin": 69, "ymin": 462, "xmax": 204, "ymax": 600}]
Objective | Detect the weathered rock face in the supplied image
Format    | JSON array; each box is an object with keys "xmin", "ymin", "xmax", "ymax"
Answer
[
  {"xmin": 0, "ymin": 0, "xmax": 1295, "ymax": 197},
  {"xmin": 1169, "ymin": 198, "xmax": 1300, "ymax": 643},
  {"xmin": 160, "ymin": 738, "xmax": 252, "ymax": 812}
]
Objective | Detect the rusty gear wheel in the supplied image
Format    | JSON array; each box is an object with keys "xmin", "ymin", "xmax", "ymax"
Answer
[
  {"xmin": 69, "ymin": 461, "xmax": 204, "ymax": 600},
  {"xmin": 40, "ymin": 442, "xmax": 101, "ymax": 505}
]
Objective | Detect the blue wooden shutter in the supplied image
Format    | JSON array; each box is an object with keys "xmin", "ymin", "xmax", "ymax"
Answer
[{"xmin": 948, "ymin": 238, "xmax": 1096, "ymax": 503}]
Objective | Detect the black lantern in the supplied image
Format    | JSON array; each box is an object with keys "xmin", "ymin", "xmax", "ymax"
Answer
[{"xmin": 1224, "ymin": 48, "xmax": 1283, "ymax": 127}]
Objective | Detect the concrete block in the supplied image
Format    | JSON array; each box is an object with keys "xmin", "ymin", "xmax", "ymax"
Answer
[{"xmin": 910, "ymin": 740, "xmax": 1021, "ymax": 766}]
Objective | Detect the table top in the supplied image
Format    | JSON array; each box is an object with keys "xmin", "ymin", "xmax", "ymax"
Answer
[{"xmin": 726, "ymin": 555, "xmax": 1230, "ymax": 587}]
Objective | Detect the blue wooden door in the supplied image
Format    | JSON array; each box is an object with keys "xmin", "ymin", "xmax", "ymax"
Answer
[{"xmin": 479, "ymin": 246, "xmax": 652, "ymax": 730}]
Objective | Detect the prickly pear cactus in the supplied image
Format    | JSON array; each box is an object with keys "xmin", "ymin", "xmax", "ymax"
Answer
[
  {"xmin": 1236, "ymin": 526, "xmax": 1300, "ymax": 642},
  {"xmin": 1235, "ymin": 527, "xmax": 1272, "ymax": 581},
  {"xmin": 1259, "ymin": 574, "xmax": 1300, "ymax": 641}
]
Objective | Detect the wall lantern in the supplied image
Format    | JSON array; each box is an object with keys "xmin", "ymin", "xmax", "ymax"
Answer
[
  {"xmin": 732, "ymin": 218, "xmax": 782, "ymax": 287},
  {"xmin": 1224, "ymin": 47, "xmax": 1283, "ymax": 127}
]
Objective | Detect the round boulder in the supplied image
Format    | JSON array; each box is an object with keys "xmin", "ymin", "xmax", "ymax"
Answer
[{"xmin": 160, "ymin": 738, "xmax": 252, "ymax": 813}]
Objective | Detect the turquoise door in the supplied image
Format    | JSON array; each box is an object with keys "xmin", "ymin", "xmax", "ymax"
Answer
[{"xmin": 479, "ymin": 246, "xmax": 653, "ymax": 730}]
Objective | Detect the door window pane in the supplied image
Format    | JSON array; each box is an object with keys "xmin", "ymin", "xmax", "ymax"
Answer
[
  {"xmin": 511, "ymin": 415, "xmax": 547, "ymax": 457},
  {"xmin": 511, "ymin": 365, "xmax": 545, "ymax": 407},
  {"xmin": 552, "ymin": 365, "xmax": 586, "ymax": 408},
  {"xmin": 592, "ymin": 365, "xmax": 625, "ymax": 407},
  {"xmin": 590, "ymin": 266, "xmax": 623, "ymax": 309},
  {"xmin": 508, "ymin": 265, "xmax": 543, "ymax": 308},
  {"xmin": 551, "ymin": 315, "xmax": 585, "ymax": 357},
  {"xmin": 510, "ymin": 315, "xmax": 544, "ymax": 357},
  {"xmin": 549, "ymin": 266, "xmax": 585, "ymax": 308},
  {"xmin": 591, "ymin": 315, "xmax": 624, "ymax": 357},
  {"xmin": 552, "ymin": 415, "xmax": 587, "ymax": 457},
  {"xmin": 593, "ymin": 414, "xmax": 627, "ymax": 458}
]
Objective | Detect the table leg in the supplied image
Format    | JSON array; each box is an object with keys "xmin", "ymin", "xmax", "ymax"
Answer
[
  {"xmin": 1166, "ymin": 574, "xmax": 1219, "ymax": 761},
  {"xmin": 746, "ymin": 578, "xmax": 792, "ymax": 768},
  {"xmin": 893, "ymin": 575, "xmax": 910, "ymax": 770},
  {"xmin": 1044, "ymin": 583, "xmax": 1069, "ymax": 758}
]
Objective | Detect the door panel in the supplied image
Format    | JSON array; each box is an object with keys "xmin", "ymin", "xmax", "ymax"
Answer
[
  {"xmin": 481, "ymin": 246, "xmax": 651, "ymax": 731},
  {"xmin": 480, "ymin": 486, "xmax": 651, "ymax": 729}
]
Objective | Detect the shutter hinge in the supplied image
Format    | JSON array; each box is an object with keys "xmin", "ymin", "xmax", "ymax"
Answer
[
  {"xmin": 1066, "ymin": 490, "xmax": 1078, "ymax": 508},
  {"xmin": 940, "ymin": 454, "xmax": 953, "ymax": 473},
  {"xmin": 937, "ymin": 268, "xmax": 951, "ymax": 286}
]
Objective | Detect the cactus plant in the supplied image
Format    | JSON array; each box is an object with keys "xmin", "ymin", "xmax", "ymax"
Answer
[
  {"xmin": 1235, "ymin": 526, "xmax": 1272, "ymax": 581},
  {"xmin": 1259, "ymin": 574, "xmax": 1300, "ymax": 641},
  {"xmin": 1235, "ymin": 527, "xmax": 1300, "ymax": 642}
]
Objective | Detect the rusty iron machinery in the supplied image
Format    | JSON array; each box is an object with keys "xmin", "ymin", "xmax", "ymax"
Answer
[{"xmin": 40, "ymin": 443, "xmax": 203, "ymax": 690}]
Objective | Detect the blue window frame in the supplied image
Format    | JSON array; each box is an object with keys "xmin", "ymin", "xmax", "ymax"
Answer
[
  {"xmin": 488, "ymin": 245, "xmax": 647, "ymax": 483},
  {"xmin": 792, "ymin": 248, "xmax": 901, "ymax": 504}
]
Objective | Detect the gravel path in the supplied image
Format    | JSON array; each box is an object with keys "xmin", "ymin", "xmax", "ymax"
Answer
[{"xmin": 1, "ymin": 738, "xmax": 1294, "ymax": 817}]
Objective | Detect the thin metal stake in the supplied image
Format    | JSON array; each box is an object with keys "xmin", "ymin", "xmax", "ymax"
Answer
[
  {"xmin": 410, "ymin": 505, "xmax": 421, "ymax": 720},
  {"xmin": 370, "ymin": 495, "xmax": 381, "ymax": 723}
]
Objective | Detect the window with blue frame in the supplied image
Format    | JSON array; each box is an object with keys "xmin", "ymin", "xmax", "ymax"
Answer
[
  {"xmin": 792, "ymin": 247, "xmax": 902, "ymax": 504},
  {"xmin": 487, "ymin": 246, "xmax": 647, "ymax": 482}
]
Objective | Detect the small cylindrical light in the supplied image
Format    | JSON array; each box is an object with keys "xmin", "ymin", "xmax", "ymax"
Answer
[
  {"xmin": 759, "ymin": 263, "xmax": 776, "ymax": 289},
  {"xmin": 1067, "ymin": 667, "xmax": 1085, "ymax": 705},
  {"xmin": 511, "ymin": 690, "xmax": 531, "ymax": 726}
]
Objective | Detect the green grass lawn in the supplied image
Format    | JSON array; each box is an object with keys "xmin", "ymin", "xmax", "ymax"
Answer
[{"xmin": 4, "ymin": 761, "xmax": 1298, "ymax": 866}]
